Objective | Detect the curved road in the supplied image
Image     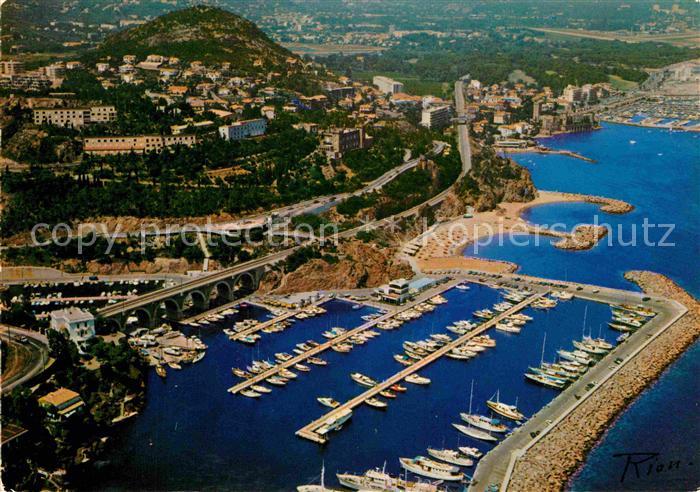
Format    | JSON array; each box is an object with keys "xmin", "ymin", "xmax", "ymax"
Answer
[{"xmin": 0, "ymin": 324, "xmax": 49, "ymax": 394}]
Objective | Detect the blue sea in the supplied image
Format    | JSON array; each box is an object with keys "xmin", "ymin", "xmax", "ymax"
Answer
[{"xmin": 88, "ymin": 123, "xmax": 699, "ymax": 490}]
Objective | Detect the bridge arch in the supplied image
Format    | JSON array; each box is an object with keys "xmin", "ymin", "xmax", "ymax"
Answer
[
  {"xmin": 184, "ymin": 289, "xmax": 209, "ymax": 312},
  {"xmin": 214, "ymin": 281, "xmax": 234, "ymax": 302},
  {"xmin": 158, "ymin": 298, "xmax": 182, "ymax": 321},
  {"xmin": 233, "ymin": 272, "xmax": 257, "ymax": 298},
  {"xmin": 131, "ymin": 307, "xmax": 153, "ymax": 328}
]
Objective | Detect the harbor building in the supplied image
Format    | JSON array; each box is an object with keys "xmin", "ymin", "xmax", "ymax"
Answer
[
  {"xmin": 33, "ymin": 105, "xmax": 117, "ymax": 128},
  {"xmin": 49, "ymin": 307, "xmax": 96, "ymax": 352},
  {"xmin": 376, "ymin": 278, "xmax": 411, "ymax": 304},
  {"xmin": 421, "ymin": 105, "xmax": 451, "ymax": 129},
  {"xmin": 373, "ymin": 76, "xmax": 404, "ymax": 95},
  {"xmin": 83, "ymin": 134, "xmax": 197, "ymax": 155},
  {"xmin": 38, "ymin": 388, "xmax": 85, "ymax": 421},
  {"xmin": 219, "ymin": 118, "xmax": 267, "ymax": 140}
]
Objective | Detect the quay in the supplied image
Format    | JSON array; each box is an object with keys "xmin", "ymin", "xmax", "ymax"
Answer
[
  {"xmin": 295, "ymin": 291, "xmax": 547, "ymax": 444},
  {"xmin": 227, "ymin": 279, "xmax": 461, "ymax": 395}
]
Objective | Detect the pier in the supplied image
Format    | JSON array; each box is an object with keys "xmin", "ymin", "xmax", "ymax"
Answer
[
  {"xmin": 295, "ymin": 292, "xmax": 547, "ymax": 444},
  {"xmin": 227, "ymin": 279, "xmax": 461, "ymax": 395}
]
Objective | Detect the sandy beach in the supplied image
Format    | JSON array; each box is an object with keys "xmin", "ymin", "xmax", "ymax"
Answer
[{"xmin": 414, "ymin": 190, "xmax": 633, "ymax": 273}]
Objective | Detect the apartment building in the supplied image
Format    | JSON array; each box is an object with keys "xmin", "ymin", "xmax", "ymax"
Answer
[
  {"xmin": 321, "ymin": 127, "xmax": 373, "ymax": 160},
  {"xmin": 373, "ymin": 76, "xmax": 404, "ymax": 95},
  {"xmin": 83, "ymin": 134, "xmax": 197, "ymax": 155},
  {"xmin": 420, "ymin": 105, "xmax": 451, "ymax": 129},
  {"xmin": 218, "ymin": 118, "xmax": 267, "ymax": 141},
  {"xmin": 33, "ymin": 105, "xmax": 117, "ymax": 128}
]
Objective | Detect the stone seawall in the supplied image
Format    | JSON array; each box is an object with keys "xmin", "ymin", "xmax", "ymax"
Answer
[{"xmin": 507, "ymin": 271, "xmax": 699, "ymax": 492}]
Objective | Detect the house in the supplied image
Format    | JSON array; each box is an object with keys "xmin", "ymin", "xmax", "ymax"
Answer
[
  {"xmin": 49, "ymin": 307, "xmax": 96, "ymax": 351},
  {"xmin": 38, "ymin": 388, "xmax": 85, "ymax": 420},
  {"xmin": 260, "ymin": 105, "xmax": 276, "ymax": 120}
]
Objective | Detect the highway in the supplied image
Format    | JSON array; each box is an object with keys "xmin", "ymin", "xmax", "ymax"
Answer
[{"xmin": 0, "ymin": 324, "xmax": 50, "ymax": 394}]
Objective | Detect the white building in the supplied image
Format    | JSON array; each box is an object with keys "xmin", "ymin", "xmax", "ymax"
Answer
[
  {"xmin": 376, "ymin": 278, "xmax": 411, "ymax": 304},
  {"xmin": 420, "ymin": 105, "xmax": 451, "ymax": 130},
  {"xmin": 373, "ymin": 75, "xmax": 404, "ymax": 95},
  {"xmin": 219, "ymin": 118, "xmax": 267, "ymax": 141},
  {"xmin": 49, "ymin": 307, "xmax": 96, "ymax": 351}
]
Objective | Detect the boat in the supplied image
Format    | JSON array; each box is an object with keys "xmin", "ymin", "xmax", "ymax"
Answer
[
  {"xmin": 379, "ymin": 390, "xmax": 397, "ymax": 399},
  {"xmin": 456, "ymin": 284, "xmax": 470, "ymax": 290},
  {"xmin": 405, "ymin": 374, "xmax": 430, "ymax": 385},
  {"xmin": 394, "ymin": 354, "xmax": 415, "ymax": 366},
  {"xmin": 460, "ymin": 414, "xmax": 508, "ymax": 433},
  {"xmin": 308, "ymin": 357, "xmax": 327, "ymax": 366},
  {"xmin": 453, "ymin": 423, "xmax": 498, "ymax": 441},
  {"xmin": 275, "ymin": 352, "xmax": 293, "ymax": 362},
  {"xmin": 337, "ymin": 469, "xmax": 437, "ymax": 492},
  {"xmin": 399, "ymin": 456, "xmax": 463, "ymax": 481},
  {"xmin": 279, "ymin": 368, "xmax": 298, "ymax": 379},
  {"xmin": 524, "ymin": 372, "xmax": 565, "ymax": 389},
  {"xmin": 458, "ymin": 446, "xmax": 483, "ymax": 459},
  {"xmin": 473, "ymin": 309, "xmax": 494, "ymax": 319},
  {"xmin": 495, "ymin": 322, "xmax": 521, "ymax": 334},
  {"xmin": 251, "ymin": 385, "xmax": 272, "ymax": 394},
  {"xmin": 240, "ymin": 390, "xmax": 261, "ymax": 398},
  {"xmin": 390, "ymin": 384, "xmax": 407, "ymax": 393},
  {"xmin": 317, "ymin": 408, "xmax": 353, "ymax": 436},
  {"xmin": 297, "ymin": 463, "xmax": 342, "ymax": 492},
  {"xmin": 167, "ymin": 362, "xmax": 182, "ymax": 370},
  {"xmin": 486, "ymin": 391, "xmax": 525, "ymax": 421},
  {"xmin": 427, "ymin": 448, "xmax": 474, "ymax": 467},
  {"xmin": 352, "ymin": 304, "xmax": 363, "ymax": 310},
  {"xmin": 317, "ymin": 397, "xmax": 340, "ymax": 409},
  {"xmin": 583, "ymin": 336, "xmax": 613, "ymax": 350},
  {"xmin": 295, "ymin": 363, "xmax": 311, "ymax": 372},
  {"xmin": 351, "ymin": 372, "xmax": 378, "ymax": 388},
  {"xmin": 608, "ymin": 322, "xmax": 633, "ymax": 332},
  {"xmin": 332, "ymin": 343, "xmax": 353, "ymax": 353},
  {"xmin": 365, "ymin": 397, "xmax": 387, "ymax": 409},
  {"xmin": 550, "ymin": 290, "xmax": 573, "ymax": 300},
  {"xmin": 155, "ymin": 365, "xmax": 166, "ymax": 378},
  {"xmin": 573, "ymin": 340, "xmax": 608, "ymax": 355},
  {"xmin": 617, "ymin": 333, "xmax": 630, "ymax": 343},
  {"xmin": 232, "ymin": 368, "xmax": 251, "ymax": 379},
  {"xmin": 266, "ymin": 376, "xmax": 287, "ymax": 386},
  {"xmin": 557, "ymin": 349, "xmax": 592, "ymax": 365}
]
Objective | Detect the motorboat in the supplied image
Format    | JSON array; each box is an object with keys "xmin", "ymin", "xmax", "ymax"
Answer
[
  {"xmin": 458, "ymin": 446, "xmax": 483, "ymax": 459},
  {"xmin": 399, "ymin": 456, "xmax": 463, "ymax": 481},
  {"xmin": 427, "ymin": 448, "xmax": 474, "ymax": 467},
  {"xmin": 351, "ymin": 372, "xmax": 378, "ymax": 388},
  {"xmin": 294, "ymin": 363, "xmax": 311, "ymax": 372},
  {"xmin": 364, "ymin": 397, "xmax": 387, "ymax": 409},
  {"xmin": 251, "ymin": 385, "xmax": 272, "ymax": 394},
  {"xmin": 308, "ymin": 357, "xmax": 327, "ymax": 366},
  {"xmin": 405, "ymin": 374, "xmax": 430, "ymax": 385},
  {"xmin": 317, "ymin": 397, "xmax": 340, "ymax": 409},
  {"xmin": 240, "ymin": 390, "xmax": 261, "ymax": 398}
]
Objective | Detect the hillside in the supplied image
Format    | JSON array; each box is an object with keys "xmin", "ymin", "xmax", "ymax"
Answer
[{"xmin": 90, "ymin": 6, "xmax": 295, "ymax": 69}]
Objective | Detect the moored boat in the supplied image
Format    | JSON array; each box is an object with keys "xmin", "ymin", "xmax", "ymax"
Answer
[
  {"xmin": 452, "ymin": 423, "xmax": 498, "ymax": 442},
  {"xmin": 486, "ymin": 390, "xmax": 525, "ymax": 421},
  {"xmin": 399, "ymin": 456, "xmax": 463, "ymax": 481},
  {"xmin": 460, "ymin": 413, "xmax": 508, "ymax": 433},
  {"xmin": 427, "ymin": 447, "xmax": 474, "ymax": 467},
  {"xmin": 351, "ymin": 372, "xmax": 378, "ymax": 388},
  {"xmin": 405, "ymin": 373, "xmax": 430, "ymax": 385},
  {"xmin": 317, "ymin": 397, "xmax": 340, "ymax": 409}
]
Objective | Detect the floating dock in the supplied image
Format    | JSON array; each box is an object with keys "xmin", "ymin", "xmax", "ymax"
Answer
[
  {"xmin": 227, "ymin": 280, "xmax": 461, "ymax": 396},
  {"xmin": 295, "ymin": 291, "xmax": 547, "ymax": 444}
]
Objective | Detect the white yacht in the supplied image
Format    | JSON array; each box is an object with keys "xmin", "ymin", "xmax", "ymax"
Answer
[
  {"xmin": 427, "ymin": 448, "xmax": 474, "ymax": 467},
  {"xmin": 399, "ymin": 456, "xmax": 464, "ymax": 481}
]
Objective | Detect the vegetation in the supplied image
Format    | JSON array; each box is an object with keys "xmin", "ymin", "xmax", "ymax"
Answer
[{"xmin": 1, "ymin": 331, "xmax": 146, "ymax": 490}]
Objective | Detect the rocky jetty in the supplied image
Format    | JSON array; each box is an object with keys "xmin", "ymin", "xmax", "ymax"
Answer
[
  {"xmin": 508, "ymin": 271, "xmax": 699, "ymax": 492},
  {"xmin": 564, "ymin": 193, "xmax": 634, "ymax": 214},
  {"xmin": 551, "ymin": 224, "xmax": 609, "ymax": 251}
]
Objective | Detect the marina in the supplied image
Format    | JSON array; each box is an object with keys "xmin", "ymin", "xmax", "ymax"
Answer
[{"xmin": 295, "ymin": 292, "xmax": 545, "ymax": 444}]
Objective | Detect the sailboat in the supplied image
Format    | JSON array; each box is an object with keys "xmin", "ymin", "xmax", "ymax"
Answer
[
  {"xmin": 486, "ymin": 390, "xmax": 525, "ymax": 421},
  {"xmin": 297, "ymin": 462, "xmax": 341, "ymax": 492},
  {"xmin": 453, "ymin": 380, "xmax": 498, "ymax": 442}
]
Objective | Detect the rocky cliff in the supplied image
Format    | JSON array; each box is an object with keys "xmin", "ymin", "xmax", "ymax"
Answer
[{"xmin": 264, "ymin": 239, "xmax": 413, "ymax": 294}]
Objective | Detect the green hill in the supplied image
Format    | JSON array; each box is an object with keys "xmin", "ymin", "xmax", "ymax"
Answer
[{"xmin": 90, "ymin": 6, "xmax": 295, "ymax": 69}]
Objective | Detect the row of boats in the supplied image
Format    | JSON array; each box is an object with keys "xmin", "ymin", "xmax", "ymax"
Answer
[
  {"xmin": 608, "ymin": 303, "xmax": 656, "ymax": 332},
  {"xmin": 185, "ymin": 307, "xmax": 239, "ymax": 328}
]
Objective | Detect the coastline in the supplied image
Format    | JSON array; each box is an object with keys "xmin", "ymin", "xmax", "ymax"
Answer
[
  {"xmin": 414, "ymin": 190, "xmax": 633, "ymax": 273},
  {"xmin": 500, "ymin": 146, "xmax": 596, "ymax": 163},
  {"xmin": 507, "ymin": 271, "xmax": 699, "ymax": 491},
  {"xmin": 600, "ymin": 117, "xmax": 700, "ymax": 132}
]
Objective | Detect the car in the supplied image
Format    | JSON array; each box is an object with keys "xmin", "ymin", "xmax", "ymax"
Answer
[
  {"xmin": 89, "ymin": 275, "xmax": 98, "ymax": 281},
  {"xmin": 18, "ymin": 336, "xmax": 29, "ymax": 344}
]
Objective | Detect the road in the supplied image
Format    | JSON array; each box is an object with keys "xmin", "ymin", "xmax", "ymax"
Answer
[
  {"xmin": 0, "ymin": 324, "xmax": 50, "ymax": 394},
  {"xmin": 95, "ymin": 79, "xmax": 471, "ymax": 320}
]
